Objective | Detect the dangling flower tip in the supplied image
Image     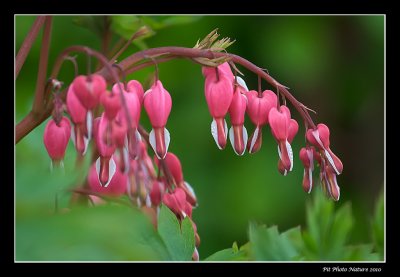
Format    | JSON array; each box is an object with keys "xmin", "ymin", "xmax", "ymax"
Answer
[
  {"xmin": 149, "ymin": 128, "xmax": 170, "ymax": 159},
  {"xmin": 229, "ymin": 125, "xmax": 248, "ymax": 156},
  {"xmin": 247, "ymin": 127, "xmax": 262, "ymax": 154},
  {"xmin": 211, "ymin": 118, "xmax": 228, "ymax": 150},
  {"xmin": 95, "ymin": 156, "xmax": 117, "ymax": 187}
]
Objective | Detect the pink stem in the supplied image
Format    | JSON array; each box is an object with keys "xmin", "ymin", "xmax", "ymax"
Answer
[{"xmin": 15, "ymin": 16, "xmax": 46, "ymax": 78}]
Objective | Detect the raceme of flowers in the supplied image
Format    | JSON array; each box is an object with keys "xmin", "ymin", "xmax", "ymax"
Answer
[{"xmin": 42, "ymin": 62, "xmax": 343, "ymax": 260}]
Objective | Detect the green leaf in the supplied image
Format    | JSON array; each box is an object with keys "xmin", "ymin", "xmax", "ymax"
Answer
[
  {"xmin": 328, "ymin": 203, "xmax": 353, "ymax": 257},
  {"xmin": 205, "ymin": 241, "xmax": 248, "ymax": 261},
  {"xmin": 343, "ymin": 244, "xmax": 380, "ymax": 261},
  {"xmin": 372, "ymin": 190, "xmax": 384, "ymax": 259},
  {"xmin": 110, "ymin": 16, "xmax": 155, "ymax": 41},
  {"xmin": 281, "ymin": 226, "xmax": 305, "ymax": 260},
  {"xmin": 248, "ymin": 223, "xmax": 299, "ymax": 261},
  {"xmin": 110, "ymin": 16, "xmax": 201, "ymax": 48},
  {"xmin": 157, "ymin": 205, "xmax": 195, "ymax": 261},
  {"xmin": 16, "ymin": 205, "xmax": 170, "ymax": 261},
  {"xmin": 302, "ymin": 189, "xmax": 354, "ymax": 260}
]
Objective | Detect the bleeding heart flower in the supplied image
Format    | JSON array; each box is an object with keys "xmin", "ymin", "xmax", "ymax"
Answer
[
  {"xmin": 67, "ymin": 84, "xmax": 92, "ymax": 156},
  {"xmin": 43, "ymin": 117, "xmax": 71, "ymax": 166},
  {"xmin": 269, "ymin": 105, "xmax": 298, "ymax": 175},
  {"xmin": 154, "ymin": 152, "xmax": 183, "ymax": 184},
  {"xmin": 306, "ymin": 123, "xmax": 343, "ymax": 175},
  {"xmin": 100, "ymin": 90, "xmax": 121, "ymax": 121},
  {"xmin": 144, "ymin": 80, "xmax": 172, "ymax": 159},
  {"xmin": 95, "ymin": 114, "xmax": 117, "ymax": 187},
  {"xmin": 202, "ymin": 62, "xmax": 234, "ymax": 80},
  {"xmin": 149, "ymin": 180, "xmax": 165, "ymax": 207},
  {"xmin": 321, "ymin": 164, "xmax": 341, "ymax": 201},
  {"xmin": 88, "ymin": 160, "xmax": 127, "ymax": 196},
  {"xmin": 113, "ymin": 83, "xmax": 142, "ymax": 160},
  {"xmin": 299, "ymin": 146, "xmax": 316, "ymax": 193},
  {"xmin": 154, "ymin": 152, "xmax": 197, "ymax": 206},
  {"xmin": 126, "ymin": 80, "xmax": 144, "ymax": 104},
  {"xmin": 246, "ymin": 90, "xmax": 277, "ymax": 153},
  {"xmin": 66, "ymin": 84, "xmax": 87, "ymax": 124},
  {"xmin": 72, "ymin": 74, "xmax": 106, "ymax": 110},
  {"xmin": 162, "ymin": 187, "xmax": 191, "ymax": 218},
  {"xmin": 204, "ymin": 71, "xmax": 233, "ymax": 150},
  {"xmin": 228, "ymin": 86, "xmax": 248, "ymax": 156}
]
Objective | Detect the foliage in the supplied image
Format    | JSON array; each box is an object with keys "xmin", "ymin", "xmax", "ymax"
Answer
[
  {"xmin": 158, "ymin": 205, "xmax": 195, "ymax": 261},
  {"xmin": 204, "ymin": 189, "xmax": 383, "ymax": 261}
]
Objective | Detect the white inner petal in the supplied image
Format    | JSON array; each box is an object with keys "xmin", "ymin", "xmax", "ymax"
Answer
[
  {"xmin": 95, "ymin": 156, "xmax": 117, "ymax": 188},
  {"xmin": 277, "ymin": 144, "xmax": 282, "ymax": 159},
  {"xmin": 86, "ymin": 111, "xmax": 93, "ymax": 141},
  {"xmin": 82, "ymin": 136, "xmax": 89, "ymax": 155},
  {"xmin": 95, "ymin": 157, "xmax": 101, "ymax": 183},
  {"xmin": 236, "ymin": 76, "xmax": 249, "ymax": 91},
  {"xmin": 324, "ymin": 149, "xmax": 340, "ymax": 175},
  {"xmin": 106, "ymin": 157, "xmax": 117, "ymax": 188},
  {"xmin": 70, "ymin": 127, "xmax": 76, "ymax": 146},
  {"xmin": 123, "ymin": 147, "xmax": 130, "ymax": 174},
  {"xmin": 312, "ymin": 130, "xmax": 325, "ymax": 150},
  {"xmin": 334, "ymin": 177, "xmax": 340, "ymax": 201},
  {"xmin": 145, "ymin": 194, "xmax": 152, "ymax": 208},
  {"xmin": 223, "ymin": 119, "xmax": 228, "ymax": 140},
  {"xmin": 163, "ymin": 127, "xmax": 171, "ymax": 159},
  {"xmin": 211, "ymin": 119, "xmax": 222, "ymax": 150},
  {"xmin": 242, "ymin": 126, "xmax": 248, "ymax": 151},
  {"xmin": 307, "ymin": 168, "xmax": 313, "ymax": 193},
  {"xmin": 135, "ymin": 129, "xmax": 142, "ymax": 142},
  {"xmin": 286, "ymin": 140, "xmax": 293, "ymax": 171},
  {"xmin": 249, "ymin": 127, "xmax": 259, "ymax": 153},
  {"xmin": 184, "ymin": 181, "xmax": 197, "ymax": 207},
  {"xmin": 149, "ymin": 128, "xmax": 157, "ymax": 156},
  {"xmin": 228, "ymin": 126, "xmax": 238, "ymax": 155}
]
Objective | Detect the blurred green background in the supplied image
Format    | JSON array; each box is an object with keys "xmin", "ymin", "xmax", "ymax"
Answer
[{"xmin": 15, "ymin": 15, "xmax": 384, "ymax": 260}]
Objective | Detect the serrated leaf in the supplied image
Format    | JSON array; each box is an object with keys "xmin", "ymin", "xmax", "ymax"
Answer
[
  {"xmin": 281, "ymin": 226, "xmax": 304, "ymax": 260},
  {"xmin": 205, "ymin": 241, "xmax": 248, "ymax": 261},
  {"xmin": 16, "ymin": 205, "xmax": 170, "ymax": 261},
  {"xmin": 302, "ymin": 190, "xmax": 359, "ymax": 260},
  {"xmin": 344, "ymin": 244, "xmax": 380, "ymax": 261},
  {"xmin": 248, "ymin": 223, "xmax": 299, "ymax": 261},
  {"xmin": 328, "ymin": 203, "xmax": 353, "ymax": 258},
  {"xmin": 205, "ymin": 248, "xmax": 248, "ymax": 261},
  {"xmin": 157, "ymin": 205, "xmax": 195, "ymax": 261}
]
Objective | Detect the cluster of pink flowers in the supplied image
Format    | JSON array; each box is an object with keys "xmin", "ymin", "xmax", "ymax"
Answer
[
  {"xmin": 202, "ymin": 62, "xmax": 343, "ymax": 200},
  {"xmin": 42, "ymin": 61, "xmax": 343, "ymax": 259},
  {"xmin": 43, "ymin": 74, "xmax": 200, "ymax": 259}
]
